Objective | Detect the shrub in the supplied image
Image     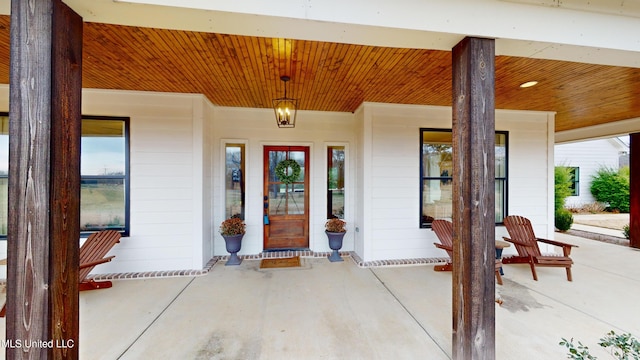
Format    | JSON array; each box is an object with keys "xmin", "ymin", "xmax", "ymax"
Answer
[
  {"xmin": 555, "ymin": 166, "xmax": 573, "ymax": 212},
  {"xmin": 555, "ymin": 208, "xmax": 574, "ymax": 232},
  {"xmin": 590, "ymin": 166, "xmax": 630, "ymax": 213},
  {"xmin": 560, "ymin": 331, "xmax": 640, "ymax": 360},
  {"xmin": 623, "ymin": 224, "xmax": 630, "ymax": 239}
]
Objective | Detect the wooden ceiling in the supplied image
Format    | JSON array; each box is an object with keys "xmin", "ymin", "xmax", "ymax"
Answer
[{"xmin": 1, "ymin": 15, "xmax": 640, "ymax": 132}]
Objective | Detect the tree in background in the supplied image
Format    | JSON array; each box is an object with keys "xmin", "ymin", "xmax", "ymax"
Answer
[
  {"xmin": 590, "ymin": 166, "xmax": 630, "ymax": 213},
  {"xmin": 555, "ymin": 166, "xmax": 574, "ymax": 231}
]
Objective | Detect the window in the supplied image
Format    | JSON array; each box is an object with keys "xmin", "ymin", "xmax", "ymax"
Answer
[
  {"xmin": 568, "ymin": 167, "xmax": 579, "ymax": 196},
  {"xmin": 0, "ymin": 115, "xmax": 7, "ymax": 236},
  {"xmin": 420, "ymin": 129, "xmax": 507, "ymax": 227},
  {"xmin": 0, "ymin": 115, "xmax": 130, "ymax": 238},
  {"xmin": 327, "ymin": 146, "xmax": 345, "ymax": 218},
  {"xmin": 81, "ymin": 117, "xmax": 129, "ymax": 235},
  {"xmin": 225, "ymin": 143, "xmax": 245, "ymax": 219}
]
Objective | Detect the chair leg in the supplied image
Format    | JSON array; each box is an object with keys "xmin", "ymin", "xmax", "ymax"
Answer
[
  {"xmin": 0, "ymin": 303, "xmax": 5, "ymax": 317},
  {"xmin": 434, "ymin": 262, "xmax": 453, "ymax": 272},
  {"xmin": 529, "ymin": 261, "xmax": 538, "ymax": 281},
  {"xmin": 566, "ymin": 267, "xmax": 573, "ymax": 282},
  {"xmin": 79, "ymin": 279, "xmax": 113, "ymax": 291},
  {"xmin": 495, "ymin": 270, "xmax": 503, "ymax": 286}
]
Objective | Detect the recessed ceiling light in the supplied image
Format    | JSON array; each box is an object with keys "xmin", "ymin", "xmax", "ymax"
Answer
[{"xmin": 520, "ymin": 81, "xmax": 538, "ymax": 88}]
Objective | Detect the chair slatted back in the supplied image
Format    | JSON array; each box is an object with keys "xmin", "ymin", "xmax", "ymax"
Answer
[
  {"xmin": 78, "ymin": 230, "xmax": 121, "ymax": 281},
  {"xmin": 504, "ymin": 215, "xmax": 542, "ymax": 257},
  {"xmin": 431, "ymin": 219, "xmax": 454, "ymax": 258}
]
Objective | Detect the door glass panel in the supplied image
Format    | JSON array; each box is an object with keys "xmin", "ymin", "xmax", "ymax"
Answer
[{"xmin": 268, "ymin": 150, "xmax": 306, "ymax": 216}]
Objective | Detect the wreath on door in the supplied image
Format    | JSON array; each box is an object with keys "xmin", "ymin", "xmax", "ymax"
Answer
[{"xmin": 275, "ymin": 159, "xmax": 301, "ymax": 184}]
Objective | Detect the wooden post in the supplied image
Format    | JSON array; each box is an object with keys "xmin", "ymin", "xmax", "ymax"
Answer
[
  {"xmin": 451, "ymin": 37, "xmax": 496, "ymax": 360},
  {"xmin": 630, "ymin": 133, "xmax": 640, "ymax": 249},
  {"xmin": 7, "ymin": 1, "xmax": 82, "ymax": 358}
]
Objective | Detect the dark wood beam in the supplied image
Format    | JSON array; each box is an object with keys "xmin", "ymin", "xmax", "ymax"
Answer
[
  {"xmin": 630, "ymin": 133, "xmax": 640, "ymax": 249},
  {"xmin": 7, "ymin": 1, "xmax": 82, "ymax": 358},
  {"xmin": 49, "ymin": 1, "xmax": 83, "ymax": 358},
  {"xmin": 451, "ymin": 37, "xmax": 496, "ymax": 360}
]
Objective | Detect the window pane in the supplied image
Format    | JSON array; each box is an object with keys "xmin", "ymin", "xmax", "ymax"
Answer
[
  {"xmin": 81, "ymin": 119, "xmax": 125, "ymax": 176},
  {"xmin": 496, "ymin": 133, "xmax": 506, "ymax": 178},
  {"xmin": 225, "ymin": 144, "xmax": 245, "ymax": 219},
  {"xmin": 422, "ymin": 179, "xmax": 453, "ymax": 226},
  {"xmin": 0, "ymin": 116, "xmax": 7, "ymax": 174},
  {"xmin": 0, "ymin": 178, "xmax": 6, "ymax": 235},
  {"xmin": 327, "ymin": 146, "xmax": 345, "ymax": 218},
  {"xmin": 80, "ymin": 178, "xmax": 125, "ymax": 231},
  {"xmin": 1, "ymin": 116, "xmax": 8, "ymax": 236},
  {"xmin": 422, "ymin": 132, "xmax": 453, "ymax": 177},
  {"xmin": 496, "ymin": 180, "xmax": 505, "ymax": 223}
]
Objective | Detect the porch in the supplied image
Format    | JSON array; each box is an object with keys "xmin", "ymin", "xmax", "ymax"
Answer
[{"xmin": 1, "ymin": 231, "xmax": 636, "ymax": 359}]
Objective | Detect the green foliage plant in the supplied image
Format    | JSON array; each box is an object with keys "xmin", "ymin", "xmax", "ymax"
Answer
[
  {"xmin": 590, "ymin": 166, "xmax": 630, "ymax": 213},
  {"xmin": 555, "ymin": 166, "xmax": 573, "ymax": 212},
  {"xmin": 560, "ymin": 331, "xmax": 640, "ymax": 360},
  {"xmin": 623, "ymin": 224, "xmax": 630, "ymax": 240},
  {"xmin": 555, "ymin": 208, "xmax": 574, "ymax": 232}
]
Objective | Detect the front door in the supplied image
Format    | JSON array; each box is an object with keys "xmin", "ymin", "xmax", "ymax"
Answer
[{"xmin": 263, "ymin": 146, "xmax": 309, "ymax": 250}]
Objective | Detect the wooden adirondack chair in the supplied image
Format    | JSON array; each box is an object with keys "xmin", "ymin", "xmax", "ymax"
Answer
[
  {"xmin": 431, "ymin": 219, "xmax": 503, "ymax": 285},
  {"xmin": 502, "ymin": 215, "xmax": 577, "ymax": 281},
  {"xmin": 0, "ymin": 230, "xmax": 121, "ymax": 317},
  {"xmin": 78, "ymin": 229, "xmax": 122, "ymax": 290}
]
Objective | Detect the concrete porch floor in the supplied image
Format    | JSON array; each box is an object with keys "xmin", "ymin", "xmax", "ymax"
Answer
[{"xmin": 1, "ymin": 232, "xmax": 639, "ymax": 359}]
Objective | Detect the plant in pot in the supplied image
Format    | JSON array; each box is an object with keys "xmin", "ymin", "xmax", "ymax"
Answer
[
  {"xmin": 219, "ymin": 216, "xmax": 246, "ymax": 266},
  {"xmin": 325, "ymin": 218, "xmax": 346, "ymax": 262}
]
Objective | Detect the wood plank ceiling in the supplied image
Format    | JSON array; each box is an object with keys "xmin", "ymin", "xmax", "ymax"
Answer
[{"xmin": 1, "ymin": 15, "xmax": 639, "ymax": 132}]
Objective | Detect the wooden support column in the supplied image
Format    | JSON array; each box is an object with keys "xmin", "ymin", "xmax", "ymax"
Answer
[
  {"xmin": 630, "ymin": 133, "xmax": 640, "ymax": 249},
  {"xmin": 7, "ymin": 1, "xmax": 82, "ymax": 358},
  {"xmin": 451, "ymin": 37, "xmax": 496, "ymax": 360}
]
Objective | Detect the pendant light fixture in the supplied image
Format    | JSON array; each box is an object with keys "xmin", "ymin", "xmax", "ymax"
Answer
[{"xmin": 272, "ymin": 76, "xmax": 297, "ymax": 128}]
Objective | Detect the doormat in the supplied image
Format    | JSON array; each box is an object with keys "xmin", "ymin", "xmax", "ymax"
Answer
[{"xmin": 259, "ymin": 256, "xmax": 301, "ymax": 269}]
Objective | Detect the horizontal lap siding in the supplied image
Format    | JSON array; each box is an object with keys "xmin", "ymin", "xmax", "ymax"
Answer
[
  {"xmin": 83, "ymin": 89, "xmax": 203, "ymax": 273},
  {"xmin": 365, "ymin": 104, "xmax": 552, "ymax": 261}
]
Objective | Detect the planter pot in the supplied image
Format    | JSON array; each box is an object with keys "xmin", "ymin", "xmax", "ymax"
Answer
[
  {"xmin": 222, "ymin": 234, "xmax": 244, "ymax": 266},
  {"xmin": 325, "ymin": 231, "xmax": 346, "ymax": 262}
]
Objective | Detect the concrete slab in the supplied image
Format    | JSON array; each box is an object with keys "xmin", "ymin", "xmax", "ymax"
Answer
[{"xmin": 0, "ymin": 232, "xmax": 638, "ymax": 359}]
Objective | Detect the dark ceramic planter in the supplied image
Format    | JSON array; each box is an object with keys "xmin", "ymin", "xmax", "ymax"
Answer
[
  {"xmin": 325, "ymin": 231, "xmax": 346, "ymax": 262},
  {"xmin": 222, "ymin": 234, "xmax": 244, "ymax": 266}
]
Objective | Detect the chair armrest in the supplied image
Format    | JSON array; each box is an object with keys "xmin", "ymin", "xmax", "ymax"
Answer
[
  {"xmin": 536, "ymin": 238, "xmax": 578, "ymax": 248},
  {"xmin": 434, "ymin": 243, "xmax": 453, "ymax": 252},
  {"xmin": 502, "ymin": 236, "xmax": 529, "ymax": 247},
  {"xmin": 80, "ymin": 256, "xmax": 116, "ymax": 270}
]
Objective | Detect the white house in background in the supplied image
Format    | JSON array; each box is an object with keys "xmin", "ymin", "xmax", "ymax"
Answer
[{"xmin": 555, "ymin": 137, "xmax": 629, "ymax": 208}]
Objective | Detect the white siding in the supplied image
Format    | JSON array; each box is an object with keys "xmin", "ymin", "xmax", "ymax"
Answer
[
  {"xmin": 359, "ymin": 103, "xmax": 553, "ymax": 261},
  {"xmin": 0, "ymin": 85, "xmax": 556, "ymax": 273},
  {"xmin": 81, "ymin": 89, "xmax": 212, "ymax": 273},
  {"xmin": 555, "ymin": 139, "xmax": 623, "ymax": 207}
]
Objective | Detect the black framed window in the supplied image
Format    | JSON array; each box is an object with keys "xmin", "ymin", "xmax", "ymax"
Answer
[
  {"xmin": 81, "ymin": 116, "xmax": 130, "ymax": 236},
  {"xmin": 568, "ymin": 167, "xmax": 579, "ymax": 196},
  {"xmin": 0, "ymin": 114, "xmax": 130, "ymax": 238},
  {"xmin": 420, "ymin": 129, "xmax": 508, "ymax": 228}
]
